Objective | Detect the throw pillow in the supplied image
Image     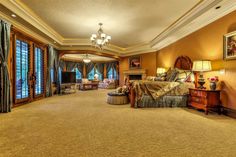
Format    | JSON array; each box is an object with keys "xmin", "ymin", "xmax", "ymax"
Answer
[{"xmin": 166, "ymin": 69, "xmax": 179, "ymax": 82}]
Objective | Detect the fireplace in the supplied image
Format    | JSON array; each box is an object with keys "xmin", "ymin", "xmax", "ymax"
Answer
[
  {"xmin": 129, "ymin": 75, "xmax": 142, "ymax": 80},
  {"xmin": 123, "ymin": 69, "xmax": 147, "ymax": 82}
]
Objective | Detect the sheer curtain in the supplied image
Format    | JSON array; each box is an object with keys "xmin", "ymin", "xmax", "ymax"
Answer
[
  {"xmin": 0, "ymin": 19, "xmax": 11, "ymax": 113},
  {"xmin": 95, "ymin": 63, "xmax": 104, "ymax": 80}
]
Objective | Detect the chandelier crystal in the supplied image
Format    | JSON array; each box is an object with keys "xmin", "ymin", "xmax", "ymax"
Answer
[
  {"xmin": 90, "ymin": 23, "xmax": 111, "ymax": 49},
  {"xmin": 83, "ymin": 54, "xmax": 91, "ymax": 63}
]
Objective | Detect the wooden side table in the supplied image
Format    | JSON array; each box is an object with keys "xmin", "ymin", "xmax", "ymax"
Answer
[{"xmin": 188, "ymin": 88, "xmax": 221, "ymax": 115}]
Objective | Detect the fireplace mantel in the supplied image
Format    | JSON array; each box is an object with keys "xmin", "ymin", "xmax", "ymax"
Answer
[{"xmin": 123, "ymin": 69, "xmax": 147, "ymax": 80}]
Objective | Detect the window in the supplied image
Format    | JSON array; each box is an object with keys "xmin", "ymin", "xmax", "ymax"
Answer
[
  {"xmin": 88, "ymin": 67, "xmax": 103, "ymax": 80},
  {"xmin": 15, "ymin": 39, "xmax": 29, "ymax": 99},
  {"xmin": 72, "ymin": 68, "xmax": 82, "ymax": 80},
  {"xmin": 108, "ymin": 67, "xmax": 118, "ymax": 80}
]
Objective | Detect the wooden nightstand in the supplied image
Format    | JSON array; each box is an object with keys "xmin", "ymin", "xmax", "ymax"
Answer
[{"xmin": 188, "ymin": 88, "xmax": 221, "ymax": 115}]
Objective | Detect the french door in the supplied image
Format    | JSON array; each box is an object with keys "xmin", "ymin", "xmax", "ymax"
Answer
[{"xmin": 14, "ymin": 38, "xmax": 45, "ymax": 105}]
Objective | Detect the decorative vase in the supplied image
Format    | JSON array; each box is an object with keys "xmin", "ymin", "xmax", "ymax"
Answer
[{"xmin": 210, "ymin": 82, "xmax": 216, "ymax": 90}]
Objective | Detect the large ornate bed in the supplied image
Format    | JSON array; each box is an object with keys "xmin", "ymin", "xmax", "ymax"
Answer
[{"xmin": 129, "ymin": 56, "xmax": 195, "ymax": 108}]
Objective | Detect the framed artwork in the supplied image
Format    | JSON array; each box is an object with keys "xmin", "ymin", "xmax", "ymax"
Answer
[
  {"xmin": 129, "ymin": 56, "xmax": 141, "ymax": 69},
  {"xmin": 224, "ymin": 31, "xmax": 236, "ymax": 60}
]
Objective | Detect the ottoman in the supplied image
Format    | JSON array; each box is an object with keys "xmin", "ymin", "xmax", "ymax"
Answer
[{"xmin": 107, "ymin": 92, "xmax": 129, "ymax": 105}]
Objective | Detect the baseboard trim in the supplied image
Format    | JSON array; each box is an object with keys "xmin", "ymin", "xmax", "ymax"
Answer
[{"xmin": 222, "ymin": 107, "xmax": 236, "ymax": 119}]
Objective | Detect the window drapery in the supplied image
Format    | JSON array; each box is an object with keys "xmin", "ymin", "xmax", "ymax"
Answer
[
  {"xmin": 46, "ymin": 45, "xmax": 54, "ymax": 97},
  {"xmin": 106, "ymin": 62, "xmax": 118, "ymax": 79},
  {"xmin": 65, "ymin": 61, "xmax": 77, "ymax": 71},
  {"xmin": 85, "ymin": 62, "xmax": 94, "ymax": 78},
  {"xmin": 76, "ymin": 62, "xmax": 84, "ymax": 78},
  {"xmin": 0, "ymin": 19, "xmax": 11, "ymax": 113}
]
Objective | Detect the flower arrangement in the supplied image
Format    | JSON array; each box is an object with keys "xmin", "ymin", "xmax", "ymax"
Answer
[{"xmin": 208, "ymin": 76, "xmax": 219, "ymax": 83}]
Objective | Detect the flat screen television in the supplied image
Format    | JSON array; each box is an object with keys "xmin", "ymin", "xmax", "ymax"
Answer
[{"xmin": 61, "ymin": 72, "xmax": 76, "ymax": 84}]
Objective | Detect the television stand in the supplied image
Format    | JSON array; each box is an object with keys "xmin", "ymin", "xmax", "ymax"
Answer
[{"xmin": 60, "ymin": 83, "xmax": 76, "ymax": 95}]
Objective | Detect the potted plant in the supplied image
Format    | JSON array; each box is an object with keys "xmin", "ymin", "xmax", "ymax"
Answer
[{"xmin": 207, "ymin": 76, "xmax": 219, "ymax": 90}]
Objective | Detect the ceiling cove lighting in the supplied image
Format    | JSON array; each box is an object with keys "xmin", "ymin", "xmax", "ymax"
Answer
[
  {"xmin": 90, "ymin": 23, "xmax": 111, "ymax": 49},
  {"xmin": 83, "ymin": 54, "xmax": 91, "ymax": 63}
]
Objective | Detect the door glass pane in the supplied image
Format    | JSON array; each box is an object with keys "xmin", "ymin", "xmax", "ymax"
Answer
[
  {"xmin": 35, "ymin": 47, "xmax": 44, "ymax": 95},
  {"xmin": 16, "ymin": 40, "xmax": 29, "ymax": 99}
]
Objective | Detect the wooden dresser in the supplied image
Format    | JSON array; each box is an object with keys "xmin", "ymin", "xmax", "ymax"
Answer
[{"xmin": 188, "ymin": 88, "xmax": 221, "ymax": 115}]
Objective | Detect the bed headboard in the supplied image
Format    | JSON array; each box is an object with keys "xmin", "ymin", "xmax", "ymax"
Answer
[{"xmin": 174, "ymin": 56, "xmax": 193, "ymax": 70}]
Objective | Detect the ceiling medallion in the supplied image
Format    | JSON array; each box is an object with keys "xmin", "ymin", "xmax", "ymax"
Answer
[{"xmin": 90, "ymin": 23, "xmax": 111, "ymax": 49}]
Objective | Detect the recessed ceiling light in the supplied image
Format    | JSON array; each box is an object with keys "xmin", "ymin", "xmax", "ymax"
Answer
[
  {"xmin": 215, "ymin": 6, "xmax": 221, "ymax": 9},
  {"xmin": 11, "ymin": 14, "xmax": 16, "ymax": 18}
]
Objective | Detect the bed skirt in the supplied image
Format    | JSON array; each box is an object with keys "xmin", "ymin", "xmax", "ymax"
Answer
[{"xmin": 136, "ymin": 95, "xmax": 188, "ymax": 108}]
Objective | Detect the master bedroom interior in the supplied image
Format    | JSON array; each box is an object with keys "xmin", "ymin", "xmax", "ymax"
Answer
[{"xmin": 1, "ymin": 0, "xmax": 236, "ymax": 157}]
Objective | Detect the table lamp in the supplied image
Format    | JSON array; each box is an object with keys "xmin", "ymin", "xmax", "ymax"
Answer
[
  {"xmin": 94, "ymin": 74, "xmax": 99, "ymax": 80},
  {"xmin": 192, "ymin": 60, "xmax": 212, "ymax": 89}
]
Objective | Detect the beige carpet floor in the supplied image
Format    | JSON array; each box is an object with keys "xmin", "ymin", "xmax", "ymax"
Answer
[{"xmin": 1, "ymin": 89, "xmax": 236, "ymax": 157}]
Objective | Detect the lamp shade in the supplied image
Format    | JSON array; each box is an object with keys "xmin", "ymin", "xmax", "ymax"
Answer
[
  {"xmin": 156, "ymin": 67, "xmax": 166, "ymax": 74},
  {"xmin": 192, "ymin": 60, "xmax": 212, "ymax": 72}
]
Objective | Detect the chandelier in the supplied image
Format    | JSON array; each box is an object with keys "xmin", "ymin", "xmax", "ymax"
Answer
[
  {"xmin": 83, "ymin": 54, "xmax": 91, "ymax": 63},
  {"xmin": 90, "ymin": 23, "xmax": 111, "ymax": 49}
]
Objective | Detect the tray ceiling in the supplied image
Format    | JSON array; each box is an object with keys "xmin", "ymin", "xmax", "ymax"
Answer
[
  {"xmin": 1, "ymin": 0, "xmax": 236, "ymax": 56},
  {"xmin": 20, "ymin": 0, "xmax": 200, "ymax": 48}
]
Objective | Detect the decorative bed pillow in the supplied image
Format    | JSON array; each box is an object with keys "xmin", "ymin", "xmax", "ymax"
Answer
[
  {"xmin": 155, "ymin": 73, "xmax": 167, "ymax": 81},
  {"xmin": 166, "ymin": 68, "xmax": 179, "ymax": 82},
  {"xmin": 116, "ymin": 87, "xmax": 122, "ymax": 93},
  {"xmin": 146, "ymin": 76, "xmax": 156, "ymax": 81},
  {"xmin": 175, "ymin": 69, "xmax": 192, "ymax": 82}
]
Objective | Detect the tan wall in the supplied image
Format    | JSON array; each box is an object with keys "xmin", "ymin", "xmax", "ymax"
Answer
[
  {"xmin": 156, "ymin": 11, "xmax": 236, "ymax": 109},
  {"xmin": 119, "ymin": 52, "xmax": 157, "ymax": 85}
]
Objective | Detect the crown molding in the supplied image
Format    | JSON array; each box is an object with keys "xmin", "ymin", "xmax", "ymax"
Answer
[
  {"xmin": 1, "ymin": 0, "xmax": 64, "ymax": 44},
  {"xmin": 151, "ymin": 0, "xmax": 236, "ymax": 51},
  {"xmin": 1, "ymin": 0, "xmax": 236, "ymax": 56},
  {"xmin": 0, "ymin": 11, "xmax": 59, "ymax": 48}
]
